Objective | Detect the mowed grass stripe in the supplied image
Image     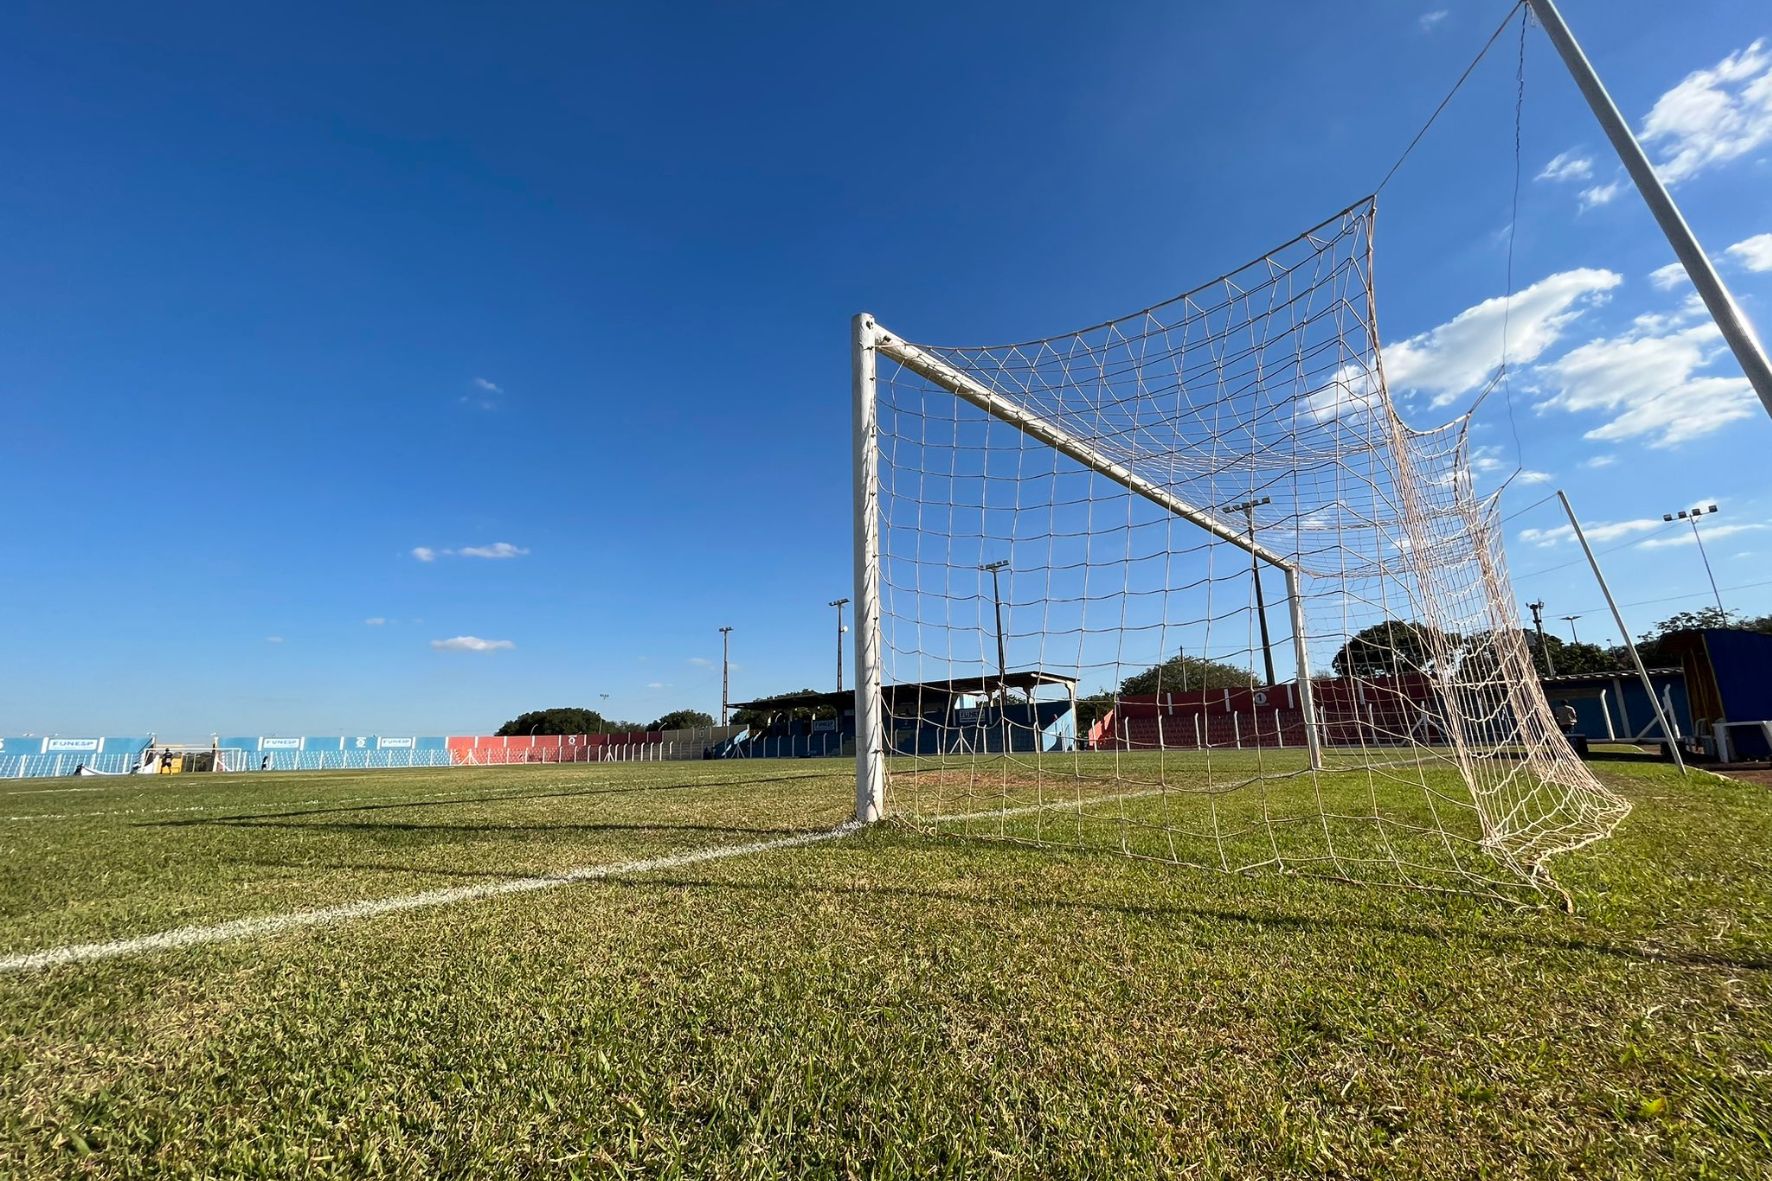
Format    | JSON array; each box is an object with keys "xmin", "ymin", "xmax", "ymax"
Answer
[{"xmin": 0, "ymin": 822, "xmax": 860, "ymax": 973}]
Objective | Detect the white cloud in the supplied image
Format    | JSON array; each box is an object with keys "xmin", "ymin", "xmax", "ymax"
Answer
[
  {"xmin": 1419, "ymin": 10, "xmax": 1448, "ymax": 32},
  {"xmin": 646, "ymin": 681, "xmax": 667, "ymax": 690},
  {"xmin": 364, "ymin": 617, "xmax": 387, "ymax": 626},
  {"xmin": 1726, "ymin": 232, "xmax": 1772, "ymax": 272},
  {"xmin": 456, "ymin": 542, "xmax": 529, "ymax": 560},
  {"xmin": 1578, "ymin": 180, "xmax": 1623, "ymax": 209},
  {"xmin": 1582, "ymin": 455, "xmax": 1617, "ymax": 468},
  {"xmin": 265, "ymin": 635, "xmax": 285, "ymax": 644},
  {"xmin": 1639, "ymin": 39, "xmax": 1772, "ymax": 184},
  {"xmin": 1518, "ymin": 518, "xmax": 1663, "ymax": 548},
  {"xmin": 1383, "ymin": 268, "xmax": 1621, "ymax": 408},
  {"xmin": 1533, "ymin": 320, "xmax": 1759, "ymax": 447},
  {"xmin": 430, "ymin": 636, "xmax": 515, "ymax": 652},
  {"xmin": 411, "ymin": 542, "xmax": 529, "ymax": 561},
  {"xmin": 1470, "ymin": 445, "xmax": 1508, "ymax": 474},
  {"xmin": 1536, "ymin": 150, "xmax": 1593, "ymax": 182},
  {"xmin": 1648, "ymin": 262, "xmax": 1690, "ymax": 291},
  {"xmin": 1515, "ymin": 470, "xmax": 1554, "ymax": 484},
  {"xmin": 687, "ymin": 657, "xmax": 713, "ymax": 667},
  {"xmin": 461, "ymin": 377, "xmax": 504, "ymax": 411},
  {"xmin": 1640, "ymin": 523, "xmax": 1767, "ymax": 549}
]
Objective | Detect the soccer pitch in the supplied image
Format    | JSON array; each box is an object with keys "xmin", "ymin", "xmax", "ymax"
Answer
[{"xmin": 2, "ymin": 760, "xmax": 1769, "ymax": 1177}]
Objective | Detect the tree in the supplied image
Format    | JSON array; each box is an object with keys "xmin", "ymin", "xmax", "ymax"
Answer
[
  {"xmin": 495, "ymin": 707, "xmax": 642, "ymax": 736},
  {"xmin": 1631, "ymin": 607, "xmax": 1772, "ymax": 667},
  {"xmin": 649, "ymin": 709, "xmax": 715, "ymax": 732},
  {"xmin": 1523, "ymin": 632, "xmax": 1627, "ymax": 677},
  {"xmin": 1331, "ymin": 620, "xmax": 1456, "ymax": 679},
  {"xmin": 1117, "ymin": 654, "xmax": 1254, "ymax": 696}
]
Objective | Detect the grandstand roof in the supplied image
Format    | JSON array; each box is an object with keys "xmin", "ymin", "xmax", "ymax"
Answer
[{"xmin": 731, "ymin": 670, "xmax": 1078, "ymax": 715}]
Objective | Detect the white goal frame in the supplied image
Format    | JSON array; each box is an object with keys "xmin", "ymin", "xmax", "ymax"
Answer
[{"xmin": 850, "ymin": 312, "xmax": 1324, "ymax": 825}]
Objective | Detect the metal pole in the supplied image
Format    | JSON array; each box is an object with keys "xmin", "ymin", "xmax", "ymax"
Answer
[
  {"xmin": 1561, "ymin": 615, "xmax": 1581, "ymax": 644},
  {"xmin": 719, "ymin": 626, "xmax": 732, "ymax": 726},
  {"xmin": 1528, "ymin": 600, "xmax": 1555, "ymax": 676},
  {"xmin": 980, "ymin": 560, "xmax": 1009, "ymax": 693},
  {"xmin": 1558, "ymin": 490, "xmax": 1685, "ymax": 774},
  {"xmin": 1689, "ymin": 517, "xmax": 1723, "ymax": 613},
  {"xmin": 853, "ymin": 315, "xmax": 886, "ymax": 821},
  {"xmin": 828, "ymin": 598, "xmax": 849, "ymax": 692},
  {"xmin": 1527, "ymin": 0, "xmax": 1772, "ymax": 420}
]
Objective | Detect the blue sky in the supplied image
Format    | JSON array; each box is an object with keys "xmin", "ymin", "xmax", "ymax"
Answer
[{"xmin": 3, "ymin": 0, "xmax": 1768, "ymax": 738}]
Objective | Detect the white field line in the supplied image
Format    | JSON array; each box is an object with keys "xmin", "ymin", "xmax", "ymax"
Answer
[
  {"xmin": 0, "ymin": 822, "xmax": 862, "ymax": 975},
  {"xmin": 1, "ymin": 782, "xmax": 603, "ymax": 823}
]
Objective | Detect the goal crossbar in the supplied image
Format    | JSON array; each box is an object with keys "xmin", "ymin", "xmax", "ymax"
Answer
[{"xmin": 870, "ymin": 322, "xmax": 1298, "ymax": 571}]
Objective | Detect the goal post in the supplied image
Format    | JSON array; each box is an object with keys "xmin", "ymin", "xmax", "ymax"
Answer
[
  {"xmin": 853, "ymin": 311, "xmax": 1325, "ymax": 824},
  {"xmin": 848, "ymin": 199, "xmax": 1629, "ymax": 902}
]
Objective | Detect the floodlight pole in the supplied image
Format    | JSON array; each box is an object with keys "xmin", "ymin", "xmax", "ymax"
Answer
[
  {"xmin": 829, "ymin": 598, "xmax": 849, "ymax": 692},
  {"xmin": 1561, "ymin": 615, "xmax": 1582, "ymax": 644},
  {"xmin": 1661, "ymin": 504, "xmax": 1724, "ymax": 613},
  {"xmin": 719, "ymin": 625, "xmax": 733, "ymax": 726},
  {"xmin": 1221, "ymin": 497, "xmax": 1277, "ymax": 687},
  {"xmin": 1558, "ymin": 490, "xmax": 1685, "ymax": 774},
  {"xmin": 1527, "ymin": 0, "xmax": 1772, "ymax": 421},
  {"xmin": 1528, "ymin": 600, "xmax": 1556, "ymax": 676}
]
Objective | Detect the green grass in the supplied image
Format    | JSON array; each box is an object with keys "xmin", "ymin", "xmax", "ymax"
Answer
[{"xmin": 1, "ymin": 757, "xmax": 1769, "ymax": 1177}]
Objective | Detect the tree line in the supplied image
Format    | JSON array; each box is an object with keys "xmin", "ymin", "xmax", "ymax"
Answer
[{"xmin": 494, "ymin": 707, "xmax": 716, "ymax": 736}]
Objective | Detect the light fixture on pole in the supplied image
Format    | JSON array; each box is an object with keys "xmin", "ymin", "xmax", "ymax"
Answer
[
  {"xmin": 719, "ymin": 626, "xmax": 734, "ymax": 726},
  {"xmin": 828, "ymin": 599, "xmax": 850, "ymax": 692},
  {"xmin": 599, "ymin": 693, "xmax": 610, "ymax": 738},
  {"xmin": 978, "ymin": 560, "xmax": 1010, "ymax": 697},
  {"xmin": 1560, "ymin": 615, "xmax": 1582, "ymax": 644},
  {"xmin": 1527, "ymin": 600, "xmax": 1555, "ymax": 677},
  {"xmin": 1219, "ymin": 496, "xmax": 1276, "ymax": 687},
  {"xmin": 1661, "ymin": 504, "xmax": 1724, "ymax": 614}
]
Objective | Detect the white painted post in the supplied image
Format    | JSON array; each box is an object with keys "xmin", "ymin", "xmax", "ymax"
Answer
[
  {"xmin": 1193, "ymin": 713, "xmax": 1203, "ymax": 749},
  {"xmin": 1275, "ymin": 709, "xmax": 1284, "ymax": 748},
  {"xmin": 1558, "ymin": 490, "xmax": 1685, "ymax": 774},
  {"xmin": 1527, "ymin": 0, "xmax": 1772, "ymax": 420},
  {"xmin": 1233, "ymin": 712, "xmax": 1242, "ymax": 749},
  {"xmin": 853, "ymin": 314, "xmax": 886, "ymax": 822},
  {"xmin": 1285, "ymin": 568, "xmax": 1324, "ymax": 771}
]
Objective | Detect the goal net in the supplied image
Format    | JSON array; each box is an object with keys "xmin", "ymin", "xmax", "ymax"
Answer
[{"xmin": 851, "ymin": 198, "xmax": 1628, "ymax": 902}]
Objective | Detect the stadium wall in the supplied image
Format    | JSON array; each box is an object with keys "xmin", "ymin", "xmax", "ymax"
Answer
[{"xmin": 0, "ymin": 728, "xmax": 745, "ymax": 779}]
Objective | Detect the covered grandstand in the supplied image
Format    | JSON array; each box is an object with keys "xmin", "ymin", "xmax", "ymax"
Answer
[{"xmin": 722, "ymin": 671, "xmax": 1078, "ymax": 759}]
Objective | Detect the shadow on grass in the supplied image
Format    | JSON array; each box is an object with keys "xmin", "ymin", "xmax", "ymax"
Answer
[
  {"xmin": 595, "ymin": 865, "xmax": 1772, "ymax": 974},
  {"xmin": 208, "ymin": 819, "xmax": 811, "ymax": 838},
  {"xmin": 140, "ymin": 770, "xmax": 837, "ymax": 830}
]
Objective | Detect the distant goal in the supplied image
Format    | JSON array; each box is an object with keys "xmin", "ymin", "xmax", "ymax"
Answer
[{"xmin": 848, "ymin": 198, "xmax": 1627, "ymax": 902}]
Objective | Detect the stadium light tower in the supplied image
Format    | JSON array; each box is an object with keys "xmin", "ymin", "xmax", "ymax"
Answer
[
  {"xmin": 979, "ymin": 560, "xmax": 1010, "ymax": 698},
  {"xmin": 829, "ymin": 599, "xmax": 849, "ymax": 692},
  {"xmin": 1661, "ymin": 504, "xmax": 1724, "ymax": 613},
  {"xmin": 599, "ymin": 693, "xmax": 610, "ymax": 736},
  {"xmin": 1219, "ymin": 496, "xmax": 1277, "ymax": 687},
  {"xmin": 719, "ymin": 625, "xmax": 733, "ymax": 726},
  {"xmin": 1527, "ymin": 600, "xmax": 1555, "ymax": 677},
  {"xmin": 1561, "ymin": 615, "xmax": 1582, "ymax": 644}
]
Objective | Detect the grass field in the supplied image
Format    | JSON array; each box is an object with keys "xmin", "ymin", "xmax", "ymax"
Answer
[{"xmin": 2, "ymin": 757, "xmax": 1769, "ymax": 1177}]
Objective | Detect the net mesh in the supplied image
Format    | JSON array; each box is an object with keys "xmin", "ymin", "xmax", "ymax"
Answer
[{"xmin": 865, "ymin": 197, "xmax": 1627, "ymax": 903}]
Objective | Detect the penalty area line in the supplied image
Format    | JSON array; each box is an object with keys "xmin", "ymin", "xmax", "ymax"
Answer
[{"xmin": 0, "ymin": 821, "xmax": 861, "ymax": 975}]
